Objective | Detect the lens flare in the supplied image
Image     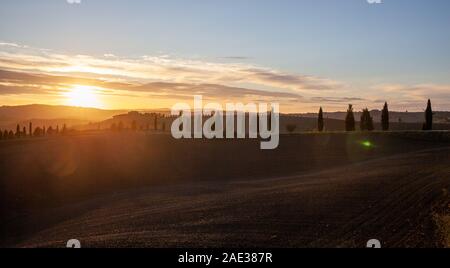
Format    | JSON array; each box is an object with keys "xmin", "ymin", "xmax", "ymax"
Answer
[{"xmin": 361, "ymin": 140, "xmax": 374, "ymax": 148}]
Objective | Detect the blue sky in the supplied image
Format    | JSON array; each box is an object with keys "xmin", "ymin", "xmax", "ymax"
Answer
[{"xmin": 0, "ymin": 0, "xmax": 449, "ymax": 111}]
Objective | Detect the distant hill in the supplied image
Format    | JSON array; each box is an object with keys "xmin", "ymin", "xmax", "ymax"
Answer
[
  {"xmin": 0, "ymin": 104, "xmax": 126, "ymax": 121},
  {"xmin": 84, "ymin": 111, "xmax": 450, "ymax": 133},
  {"xmin": 0, "ymin": 104, "xmax": 127, "ymax": 129},
  {"xmin": 1, "ymin": 104, "xmax": 449, "ymax": 132},
  {"xmin": 281, "ymin": 115, "xmax": 450, "ymax": 132}
]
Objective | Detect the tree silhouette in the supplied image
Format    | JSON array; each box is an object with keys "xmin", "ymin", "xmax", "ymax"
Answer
[
  {"xmin": 345, "ymin": 104, "xmax": 356, "ymax": 131},
  {"xmin": 62, "ymin": 124, "xmax": 67, "ymax": 134},
  {"xmin": 318, "ymin": 107, "xmax": 324, "ymax": 132},
  {"xmin": 8, "ymin": 130, "xmax": 14, "ymax": 139},
  {"xmin": 360, "ymin": 108, "xmax": 374, "ymax": 131},
  {"xmin": 33, "ymin": 127, "xmax": 43, "ymax": 137},
  {"xmin": 0, "ymin": 129, "xmax": 2, "ymax": 140},
  {"xmin": 3, "ymin": 130, "xmax": 8, "ymax": 139},
  {"xmin": 22, "ymin": 126, "xmax": 27, "ymax": 137},
  {"xmin": 423, "ymin": 99, "xmax": 433, "ymax": 131},
  {"xmin": 29, "ymin": 122, "xmax": 33, "ymax": 136},
  {"xmin": 381, "ymin": 102, "xmax": 389, "ymax": 131},
  {"xmin": 15, "ymin": 124, "xmax": 21, "ymax": 137}
]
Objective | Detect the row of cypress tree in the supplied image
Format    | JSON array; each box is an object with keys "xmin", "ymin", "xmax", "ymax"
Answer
[
  {"xmin": 317, "ymin": 99, "xmax": 433, "ymax": 132},
  {"xmin": 0, "ymin": 123, "xmax": 67, "ymax": 140}
]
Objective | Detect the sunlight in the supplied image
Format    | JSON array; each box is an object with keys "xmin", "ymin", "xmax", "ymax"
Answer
[{"xmin": 63, "ymin": 85, "xmax": 103, "ymax": 108}]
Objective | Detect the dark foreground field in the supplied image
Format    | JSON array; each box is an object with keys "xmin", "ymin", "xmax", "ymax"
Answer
[{"xmin": 1, "ymin": 132, "xmax": 449, "ymax": 247}]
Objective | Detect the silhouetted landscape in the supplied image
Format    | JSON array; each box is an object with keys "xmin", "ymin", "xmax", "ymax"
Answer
[
  {"xmin": 0, "ymin": 102, "xmax": 449, "ymax": 248},
  {"xmin": 1, "ymin": 0, "xmax": 450, "ymax": 251}
]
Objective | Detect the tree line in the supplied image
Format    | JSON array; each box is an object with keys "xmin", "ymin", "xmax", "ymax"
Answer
[
  {"xmin": 110, "ymin": 116, "xmax": 168, "ymax": 132},
  {"xmin": 0, "ymin": 123, "xmax": 69, "ymax": 140},
  {"xmin": 287, "ymin": 99, "xmax": 434, "ymax": 133},
  {"xmin": 330, "ymin": 99, "xmax": 432, "ymax": 132}
]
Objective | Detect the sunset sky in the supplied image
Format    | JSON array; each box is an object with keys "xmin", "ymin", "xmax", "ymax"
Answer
[{"xmin": 1, "ymin": 0, "xmax": 449, "ymax": 112}]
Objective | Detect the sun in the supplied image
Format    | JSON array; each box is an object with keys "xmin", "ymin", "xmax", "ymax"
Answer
[{"xmin": 63, "ymin": 85, "xmax": 103, "ymax": 108}]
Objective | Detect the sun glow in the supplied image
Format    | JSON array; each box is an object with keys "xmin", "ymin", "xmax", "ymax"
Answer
[{"xmin": 63, "ymin": 85, "xmax": 103, "ymax": 108}]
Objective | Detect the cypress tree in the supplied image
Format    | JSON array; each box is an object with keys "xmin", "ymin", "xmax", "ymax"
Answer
[
  {"xmin": 381, "ymin": 102, "xmax": 389, "ymax": 131},
  {"xmin": 29, "ymin": 122, "xmax": 33, "ymax": 136},
  {"xmin": 423, "ymin": 99, "xmax": 433, "ymax": 131},
  {"xmin": 33, "ymin": 127, "xmax": 39, "ymax": 137},
  {"xmin": 360, "ymin": 108, "xmax": 374, "ymax": 131},
  {"xmin": 318, "ymin": 107, "xmax": 324, "ymax": 132},
  {"xmin": 345, "ymin": 104, "xmax": 356, "ymax": 131}
]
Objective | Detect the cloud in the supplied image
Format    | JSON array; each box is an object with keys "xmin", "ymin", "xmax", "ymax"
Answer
[
  {"xmin": 240, "ymin": 67, "xmax": 343, "ymax": 91},
  {"xmin": 0, "ymin": 69, "xmax": 301, "ymax": 104},
  {"xmin": 370, "ymin": 83, "xmax": 450, "ymax": 111},
  {"xmin": 66, "ymin": 0, "xmax": 81, "ymax": 4},
  {"xmin": 219, "ymin": 56, "xmax": 252, "ymax": 60},
  {"xmin": 0, "ymin": 44, "xmax": 343, "ymax": 94},
  {"xmin": 0, "ymin": 42, "xmax": 21, "ymax": 48},
  {"xmin": 133, "ymin": 82, "xmax": 302, "ymax": 100},
  {"xmin": 309, "ymin": 97, "xmax": 366, "ymax": 103},
  {"xmin": 1, "ymin": 42, "xmax": 448, "ymax": 111},
  {"xmin": 375, "ymin": 83, "xmax": 450, "ymax": 100}
]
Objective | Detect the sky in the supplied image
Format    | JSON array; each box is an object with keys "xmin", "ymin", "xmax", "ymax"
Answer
[{"xmin": 0, "ymin": 0, "xmax": 449, "ymax": 112}]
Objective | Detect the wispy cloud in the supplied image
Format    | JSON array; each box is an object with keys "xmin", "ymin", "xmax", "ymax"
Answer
[
  {"xmin": 66, "ymin": 0, "xmax": 82, "ymax": 4},
  {"xmin": 219, "ymin": 56, "xmax": 252, "ymax": 60},
  {"xmin": 309, "ymin": 97, "xmax": 366, "ymax": 103},
  {"xmin": 375, "ymin": 83, "xmax": 450, "ymax": 101},
  {"xmin": 0, "ymin": 43, "xmax": 448, "ymax": 111},
  {"xmin": 0, "ymin": 42, "xmax": 27, "ymax": 48},
  {"xmin": 0, "ymin": 69, "xmax": 300, "ymax": 100},
  {"xmin": 368, "ymin": 83, "xmax": 450, "ymax": 111},
  {"xmin": 0, "ymin": 44, "xmax": 342, "ymax": 93}
]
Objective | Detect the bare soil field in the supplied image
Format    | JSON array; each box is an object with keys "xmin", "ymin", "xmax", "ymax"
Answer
[{"xmin": 0, "ymin": 132, "xmax": 449, "ymax": 247}]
